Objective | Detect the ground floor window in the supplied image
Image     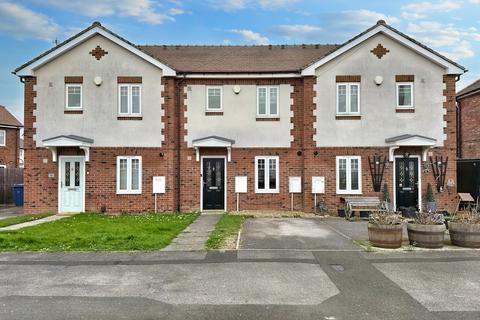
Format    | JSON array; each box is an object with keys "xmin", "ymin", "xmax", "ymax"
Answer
[
  {"xmin": 116, "ymin": 156, "xmax": 142, "ymax": 194},
  {"xmin": 336, "ymin": 156, "xmax": 362, "ymax": 194},
  {"xmin": 255, "ymin": 156, "xmax": 279, "ymax": 193}
]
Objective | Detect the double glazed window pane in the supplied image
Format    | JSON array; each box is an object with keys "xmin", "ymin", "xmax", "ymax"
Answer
[
  {"xmin": 131, "ymin": 86, "xmax": 140, "ymax": 114},
  {"xmin": 350, "ymin": 85, "xmax": 359, "ymax": 113},
  {"xmin": 67, "ymin": 86, "xmax": 81, "ymax": 108},
  {"xmin": 120, "ymin": 86, "xmax": 129, "ymax": 114},
  {"xmin": 257, "ymin": 87, "xmax": 278, "ymax": 116},
  {"xmin": 257, "ymin": 159, "xmax": 265, "ymax": 189},
  {"xmin": 338, "ymin": 159, "xmax": 347, "ymax": 190},
  {"xmin": 338, "ymin": 85, "xmax": 347, "ymax": 113},
  {"xmin": 258, "ymin": 88, "xmax": 267, "ymax": 115},
  {"xmin": 257, "ymin": 157, "xmax": 278, "ymax": 192},
  {"xmin": 350, "ymin": 159, "xmax": 359, "ymax": 190},
  {"xmin": 119, "ymin": 159, "xmax": 128, "ymax": 190},
  {"xmin": 269, "ymin": 87, "xmax": 278, "ymax": 115},
  {"xmin": 0, "ymin": 131, "xmax": 5, "ymax": 145},
  {"xmin": 337, "ymin": 84, "xmax": 359, "ymax": 114},
  {"xmin": 118, "ymin": 157, "xmax": 141, "ymax": 193},
  {"xmin": 268, "ymin": 159, "xmax": 277, "ymax": 189},
  {"xmin": 119, "ymin": 85, "xmax": 141, "ymax": 114},
  {"xmin": 398, "ymin": 84, "xmax": 412, "ymax": 107},
  {"xmin": 338, "ymin": 157, "xmax": 361, "ymax": 193},
  {"xmin": 131, "ymin": 159, "xmax": 140, "ymax": 190},
  {"xmin": 208, "ymin": 88, "xmax": 221, "ymax": 110}
]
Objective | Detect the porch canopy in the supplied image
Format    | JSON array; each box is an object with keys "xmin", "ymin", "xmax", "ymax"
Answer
[
  {"xmin": 42, "ymin": 135, "xmax": 94, "ymax": 162},
  {"xmin": 385, "ymin": 134, "xmax": 436, "ymax": 162},
  {"xmin": 192, "ymin": 135, "xmax": 235, "ymax": 162}
]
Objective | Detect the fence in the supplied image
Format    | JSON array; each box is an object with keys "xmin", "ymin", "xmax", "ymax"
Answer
[
  {"xmin": 0, "ymin": 168, "xmax": 23, "ymax": 205},
  {"xmin": 457, "ymin": 159, "xmax": 480, "ymax": 202}
]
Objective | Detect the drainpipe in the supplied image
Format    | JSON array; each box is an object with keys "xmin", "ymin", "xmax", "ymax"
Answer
[
  {"xmin": 457, "ymin": 100, "xmax": 462, "ymax": 159},
  {"xmin": 174, "ymin": 74, "xmax": 186, "ymax": 212}
]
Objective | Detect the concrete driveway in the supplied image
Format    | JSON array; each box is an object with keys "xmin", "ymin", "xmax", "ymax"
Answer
[{"xmin": 239, "ymin": 218, "xmax": 360, "ymax": 250}]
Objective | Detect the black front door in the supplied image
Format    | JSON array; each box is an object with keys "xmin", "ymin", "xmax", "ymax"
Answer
[
  {"xmin": 202, "ymin": 158, "xmax": 225, "ymax": 210},
  {"xmin": 395, "ymin": 157, "xmax": 419, "ymax": 211}
]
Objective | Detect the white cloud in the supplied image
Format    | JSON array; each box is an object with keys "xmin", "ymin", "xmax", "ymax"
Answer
[
  {"xmin": 0, "ymin": 0, "xmax": 59, "ymax": 41},
  {"xmin": 38, "ymin": 0, "xmax": 180, "ymax": 24},
  {"xmin": 272, "ymin": 24, "xmax": 322, "ymax": 40},
  {"xmin": 209, "ymin": 0, "xmax": 298, "ymax": 11},
  {"xmin": 441, "ymin": 41, "xmax": 474, "ymax": 60},
  {"xmin": 401, "ymin": 1, "xmax": 462, "ymax": 20},
  {"xmin": 229, "ymin": 29, "xmax": 269, "ymax": 44},
  {"xmin": 340, "ymin": 10, "xmax": 399, "ymax": 27}
]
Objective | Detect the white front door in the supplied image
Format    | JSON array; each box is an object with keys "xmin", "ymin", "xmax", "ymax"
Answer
[{"xmin": 59, "ymin": 156, "xmax": 85, "ymax": 213}]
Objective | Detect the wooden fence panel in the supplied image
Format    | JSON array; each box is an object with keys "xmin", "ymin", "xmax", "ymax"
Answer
[{"xmin": 0, "ymin": 168, "xmax": 24, "ymax": 205}]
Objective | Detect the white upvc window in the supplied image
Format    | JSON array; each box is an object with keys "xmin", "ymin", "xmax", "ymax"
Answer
[
  {"xmin": 336, "ymin": 156, "xmax": 362, "ymax": 194},
  {"xmin": 336, "ymin": 83, "xmax": 360, "ymax": 115},
  {"xmin": 206, "ymin": 86, "xmax": 223, "ymax": 111},
  {"xmin": 118, "ymin": 84, "xmax": 142, "ymax": 115},
  {"xmin": 0, "ymin": 130, "xmax": 5, "ymax": 146},
  {"xmin": 396, "ymin": 82, "xmax": 414, "ymax": 108},
  {"xmin": 116, "ymin": 156, "xmax": 142, "ymax": 194},
  {"xmin": 257, "ymin": 86, "xmax": 279, "ymax": 117},
  {"xmin": 255, "ymin": 156, "xmax": 279, "ymax": 193},
  {"xmin": 65, "ymin": 84, "xmax": 82, "ymax": 109}
]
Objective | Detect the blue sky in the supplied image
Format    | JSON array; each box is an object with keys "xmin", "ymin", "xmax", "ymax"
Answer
[{"xmin": 0, "ymin": 0, "xmax": 479, "ymax": 122}]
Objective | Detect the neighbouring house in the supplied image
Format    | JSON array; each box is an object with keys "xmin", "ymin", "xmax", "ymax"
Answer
[
  {"xmin": 0, "ymin": 105, "xmax": 23, "ymax": 168},
  {"xmin": 456, "ymin": 80, "xmax": 480, "ymax": 201},
  {"xmin": 14, "ymin": 20, "xmax": 465, "ymax": 214}
]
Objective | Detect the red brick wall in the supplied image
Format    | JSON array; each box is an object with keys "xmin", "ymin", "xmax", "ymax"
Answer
[
  {"xmin": 457, "ymin": 91, "xmax": 480, "ymax": 159},
  {"xmin": 0, "ymin": 127, "xmax": 20, "ymax": 167}
]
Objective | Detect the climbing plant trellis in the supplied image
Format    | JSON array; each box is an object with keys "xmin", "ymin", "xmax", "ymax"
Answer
[
  {"xmin": 368, "ymin": 155, "xmax": 387, "ymax": 192},
  {"xmin": 430, "ymin": 156, "xmax": 448, "ymax": 192}
]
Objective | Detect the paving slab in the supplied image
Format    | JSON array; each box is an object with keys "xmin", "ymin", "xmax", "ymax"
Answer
[
  {"xmin": 163, "ymin": 214, "xmax": 221, "ymax": 251},
  {"xmin": 239, "ymin": 218, "xmax": 359, "ymax": 250},
  {"xmin": 322, "ymin": 217, "xmax": 409, "ymax": 240},
  {"xmin": 0, "ymin": 215, "xmax": 68, "ymax": 231}
]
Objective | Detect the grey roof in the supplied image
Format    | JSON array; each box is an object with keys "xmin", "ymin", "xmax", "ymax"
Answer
[
  {"xmin": 457, "ymin": 79, "xmax": 480, "ymax": 98},
  {"xmin": 43, "ymin": 135, "xmax": 94, "ymax": 144},
  {"xmin": 192, "ymin": 136, "xmax": 235, "ymax": 144},
  {"xmin": 385, "ymin": 134, "xmax": 436, "ymax": 143},
  {"xmin": 0, "ymin": 106, "xmax": 23, "ymax": 127}
]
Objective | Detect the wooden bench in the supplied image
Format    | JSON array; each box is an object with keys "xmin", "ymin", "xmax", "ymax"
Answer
[{"xmin": 344, "ymin": 196, "xmax": 383, "ymax": 219}]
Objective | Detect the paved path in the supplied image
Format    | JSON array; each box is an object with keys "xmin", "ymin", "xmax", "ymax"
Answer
[
  {"xmin": 0, "ymin": 206, "xmax": 23, "ymax": 219},
  {"xmin": 163, "ymin": 214, "xmax": 221, "ymax": 251},
  {"xmin": 0, "ymin": 215, "xmax": 68, "ymax": 231}
]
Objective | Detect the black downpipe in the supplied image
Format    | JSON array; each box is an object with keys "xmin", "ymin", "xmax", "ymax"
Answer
[{"xmin": 174, "ymin": 75, "xmax": 186, "ymax": 212}]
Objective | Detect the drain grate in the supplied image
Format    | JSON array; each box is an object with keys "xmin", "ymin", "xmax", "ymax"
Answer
[{"xmin": 330, "ymin": 264, "xmax": 345, "ymax": 272}]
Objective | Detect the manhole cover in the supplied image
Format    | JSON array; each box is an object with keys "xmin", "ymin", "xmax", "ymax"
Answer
[{"xmin": 330, "ymin": 264, "xmax": 345, "ymax": 272}]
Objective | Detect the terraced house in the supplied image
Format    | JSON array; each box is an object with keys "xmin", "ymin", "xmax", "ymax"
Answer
[{"xmin": 14, "ymin": 20, "xmax": 465, "ymax": 214}]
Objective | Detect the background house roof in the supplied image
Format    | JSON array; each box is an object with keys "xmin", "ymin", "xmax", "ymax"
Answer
[
  {"xmin": 0, "ymin": 106, "xmax": 23, "ymax": 127},
  {"xmin": 138, "ymin": 44, "xmax": 340, "ymax": 73},
  {"xmin": 457, "ymin": 79, "xmax": 480, "ymax": 98}
]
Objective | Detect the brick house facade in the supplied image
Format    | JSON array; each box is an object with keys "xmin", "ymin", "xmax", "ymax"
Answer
[
  {"xmin": 0, "ymin": 105, "xmax": 23, "ymax": 168},
  {"xmin": 15, "ymin": 21, "xmax": 465, "ymax": 214},
  {"xmin": 457, "ymin": 80, "xmax": 480, "ymax": 159}
]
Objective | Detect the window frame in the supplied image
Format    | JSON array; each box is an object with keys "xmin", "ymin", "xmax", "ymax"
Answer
[
  {"xmin": 396, "ymin": 82, "xmax": 414, "ymax": 109},
  {"xmin": 65, "ymin": 84, "xmax": 83, "ymax": 110},
  {"xmin": 116, "ymin": 156, "xmax": 142, "ymax": 194},
  {"xmin": 336, "ymin": 83, "xmax": 360, "ymax": 115},
  {"xmin": 336, "ymin": 156, "xmax": 362, "ymax": 195},
  {"xmin": 256, "ymin": 86, "xmax": 280, "ymax": 117},
  {"xmin": 118, "ymin": 84, "xmax": 142, "ymax": 116},
  {"xmin": 0, "ymin": 130, "xmax": 5, "ymax": 146},
  {"xmin": 254, "ymin": 156, "xmax": 280, "ymax": 193},
  {"xmin": 206, "ymin": 86, "xmax": 223, "ymax": 111}
]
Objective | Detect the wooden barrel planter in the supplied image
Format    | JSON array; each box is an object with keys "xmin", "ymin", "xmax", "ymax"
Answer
[
  {"xmin": 407, "ymin": 223, "xmax": 446, "ymax": 248},
  {"xmin": 448, "ymin": 222, "xmax": 480, "ymax": 248},
  {"xmin": 368, "ymin": 223, "xmax": 403, "ymax": 249}
]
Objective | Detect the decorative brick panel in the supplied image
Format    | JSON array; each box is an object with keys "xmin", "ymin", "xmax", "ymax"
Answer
[
  {"xmin": 335, "ymin": 115, "xmax": 361, "ymax": 120},
  {"xmin": 395, "ymin": 75, "xmax": 415, "ymax": 82},
  {"xmin": 205, "ymin": 112, "xmax": 224, "ymax": 116},
  {"xmin": 336, "ymin": 75, "xmax": 361, "ymax": 82},
  {"xmin": 117, "ymin": 76, "xmax": 143, "ymax": 83},
  {"xmin": 117, "ymin": 116, "xmax": 143, "ymax": 120},
  {"xmin": 395, "ymin": 108, "xmax": 415, "ymax": 113},
  {"xmin": 256, "ymin": 117, "xmax": 279, "ymax": 121},
  {"xmin": 64, "ymin": 110, "xmax": 83, "ymax": 114},
  {"xmin": 64, "ymin": 76, "xmax": 83, "ymax": 84}
]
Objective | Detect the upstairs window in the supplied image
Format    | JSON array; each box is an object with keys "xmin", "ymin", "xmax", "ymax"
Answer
[
  {"xmin": 336, "ymin": 156, "xmax": 362, "ymax": 194},
  {"xmin": 396, "ymin": 83, "xmax": 414, "ymax": 108},
  {"xmin": 257, "ymin": 86, "xmax": 279, "ymax": 117},
  {"xmin": 116, "ymin": 156, "xmax": 142, "ymax": 194},
  {"xmin": 255, "ymin": 156, "xmax": 279, "ymax": 193},
  {"xmin": 0, "ymin": 130, "xmax": 5, "ymax": 146},
  {"xmin": 118, "ymin": 84, "xmax": 142, "ymax": 115},
  {"xmin": 337, "ymin": 83, "xmax": 360, "ymax": 114},
  {"xmin": 206, "ymin": 86, "xmax": 222, "ymax": 111},
  {"xmin": 66, "ymin": 84, "xmax": 82, "ymax": 109}
]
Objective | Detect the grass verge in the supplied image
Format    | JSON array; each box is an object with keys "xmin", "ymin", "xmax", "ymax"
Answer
[
  {"xmin": 205, "ymin": 214, "xmax": 249, "ymax": 250},
  {"xmin": 0, "ymin": 213, "xmax": 53, "ymax": 228},
  {"xmin": 0, "ymin": 213, "xmax": 198, "ymax": 251}
]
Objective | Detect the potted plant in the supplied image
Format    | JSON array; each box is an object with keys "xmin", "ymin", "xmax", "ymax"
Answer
[
  {"xmin": 382, "ymin": 183, "xmax": 392, "ymax": 212},
  {"xmin": 368, "ymin": 208, "xmax": 404, "ymax": 249},
  {"xmin": 407, "ymin": 211, "xmax": 446, "ymax": 248},
  {"xmin": 449, "ymin": 204, "xmax": 480, "ymax": 248},
  {"xmin": 426, "ymin": 183, "xmax": 437, "ymax": 212}
]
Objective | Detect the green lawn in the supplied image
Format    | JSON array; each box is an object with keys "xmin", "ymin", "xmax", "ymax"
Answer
[
  {"xmin": 0, "ymin": 213, "xmax": 53, "ymax": 228},
  {"xmin": 0, "ymin": 213, "xmax": 198, "ymax": 251},
  {"xmin": 205, "ymin": 214, "xmax": 249, "ymax": 250}
]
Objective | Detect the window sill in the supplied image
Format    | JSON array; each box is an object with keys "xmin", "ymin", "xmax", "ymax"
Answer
[
  {"xmin": 64, "ymin": 110, "xmax": 83, "ymax": 114},
  {"xmin": 395, "ymin": 108, "xmax": 415, "ymax": 113},
  {"xmin": 116, "ymin": 191, "xmax": 142, "ymax": 195},
  {"xmin": 117, "ymin": 116, "xmax": 143, "ymax": 120},
  {"xmin": 205, "ymin": 111, "xmax": 223, "ymax": 116},
  {"xmin": 335, "ymin": 115, "xmax": 361, "ymax": 120},
  {"xmin": 255, "ymin": 190, "xmax": 280, "ymax": 194},
  {"xmin": 336, "ymin": 191, "xmax": 362, "ymax": 195},
  {"xmin": 256, "ymin": 117, "xmax": 280, "ymax": 121}
]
